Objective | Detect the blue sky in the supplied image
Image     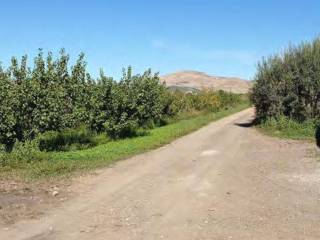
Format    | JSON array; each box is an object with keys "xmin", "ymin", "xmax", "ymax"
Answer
[{"xmin": 1, "ymin": 0, "xmax": 319, "ymax": 80}]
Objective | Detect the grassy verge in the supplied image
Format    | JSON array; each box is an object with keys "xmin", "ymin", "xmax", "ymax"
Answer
[
  {"xmin": 1, "ymin": 103, "xmax": 249, "ymax": 180},
  {"xmin": 257, "ymin": 116, "xmax": 317, "ymax": 141}
]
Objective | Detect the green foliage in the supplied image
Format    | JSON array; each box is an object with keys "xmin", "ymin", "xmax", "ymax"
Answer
[
  {"xmin": 165, "ymin": 89, "xmax": 245, "ymax": 116},
  {"xmin": 3, "ymin": 103, "xmax": 249, "ymax": 179},
  {"xmin": 0, "ymin": 50, "xmax": 99, "ymax": 147},
  {"xmin": 0, "ymin": 140, "xmax": 45, "ymax": 167},
  {"xmin": 0, "ymin": 49, "xmax": 245, "ymax": 162},
  {"xmin": 251, "ymin": 37, "xmax": 320, "ymax": 143},
  {"xmin": 38, "ymin": 127, "xmax": 102, "ymax": 152},
  {"xmin": 251, "ymin": 37, "xmax": 320, "ymax": 122},
  {"xmin": 93, "ymin": 68, "xmax": 168, "ymax": 138},
  {"xmin": 0, "ymin": 68, "xmax": 16, "ymax": 148},
  {"xmin": 2, "ymin": 50, "xmax": 95, "ymax": 145},
  {"xmin": 259, "ymin": 115, "xmax": 316, "ymax": 140}
]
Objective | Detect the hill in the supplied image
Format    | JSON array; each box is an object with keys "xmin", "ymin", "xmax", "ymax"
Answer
[{"xmin": 161, "ymin": 71, "xmax": 252, "ymax": 93}]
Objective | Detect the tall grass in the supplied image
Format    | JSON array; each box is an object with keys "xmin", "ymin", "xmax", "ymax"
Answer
[{"xmin": 258, "ymin": 116, "xmax": 317, "ymax": 140}]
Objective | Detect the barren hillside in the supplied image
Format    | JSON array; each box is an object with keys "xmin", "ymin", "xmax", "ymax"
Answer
[{"xmin": 161, "ymin": 71, "xmax": 252, "ymax": 93}]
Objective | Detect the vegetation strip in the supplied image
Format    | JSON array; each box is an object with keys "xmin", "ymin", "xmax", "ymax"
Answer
[
  {"xmin": 0, "ymin": 49, "xmax": 249, "ymax": 180},
  {"xmin": 1, "ymin": 104, "xmax": 249, "ymax": 179},
  {"xmin": 257, "ymin": 117, "xmax": 316, "ymax": 141}
]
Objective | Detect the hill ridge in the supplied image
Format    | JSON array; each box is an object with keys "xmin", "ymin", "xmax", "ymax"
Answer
[{"xmin": 161, "ymin": 70, "xmax": 252, "ymax": 93}]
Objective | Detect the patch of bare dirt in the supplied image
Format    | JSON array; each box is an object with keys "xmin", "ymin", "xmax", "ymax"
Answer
[{"xmin": 0, "ymin": 179, "xmax": 72, "ymax": 226}]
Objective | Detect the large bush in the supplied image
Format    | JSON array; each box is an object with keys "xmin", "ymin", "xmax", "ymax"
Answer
[
  {"xmin": 96, "ymin": 68, "xmax": 167, "ymax": 137},
  {"xmin": 0, "ymin": 68, "xmax": 16, "ymax": 148},
  {"xmin": 89, "ymin": 67, "xmax": 168, "ymax": 138},
  {"xmin": 2, "ymin": 50, "xmax": 94, "ymax": 145},
  {"xmin": 0, "ymin": 50, "xmax": 170, "ymax": 145},
  {"xmin": 0, "ymin": 50, "xmax": 98, "ymax": 147},
  {"xmin": 251, "ymin": 38, "xmax": 320, "ymax": 122}
]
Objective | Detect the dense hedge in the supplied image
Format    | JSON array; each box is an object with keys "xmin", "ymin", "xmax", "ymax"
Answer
[
  {"xmin": 251, "ymin": 38, "xmax": 320, "ymax": 122},
  {"xmin": 0, "ymin": 50, "xmax": 94, "ymax": 146},
  {"xmin": 0, "ymin": 49, "xmax": 245, "ymax": 151},
  {"xmin": 0, "ymin": 51, "xmax": 168, "ymax": 147}
]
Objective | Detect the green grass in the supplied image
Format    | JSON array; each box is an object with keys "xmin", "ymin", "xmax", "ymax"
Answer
[
  {"xmin": 258, "ymin": 116, "xmax": 317, "ymax": 140},
  {"xmin": 0, "ymin": 103, "xmax": 249, "ymax": 180}
]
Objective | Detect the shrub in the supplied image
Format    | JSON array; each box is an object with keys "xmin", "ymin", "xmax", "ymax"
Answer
[
  {"xmin": 165, "ymin": 91, "xmax": 193, "ymax": 115},
  {"xmin": 251, "ymin": 37, "xmax": 320, "ymax": 122},
  {"xmin": 38, "ymin": 127, "xmax": 96, "ymax": 152},
  {"xmin": 251, "ymin": 37, "xmax": 320, "ymax": 144},
  {"xmin": 0, "ymin": 49, "xmax": 245, "ymax": 151},
  {"xmin": 260, "ymin": 115, "xmax": 316, "ymax": 139},
  {"xmin": 1, "ymin": 50, "xmax": 96, "ymax": 146},
  {"xmin": 92, "ymin": 67, "xmax": 168, "ymax": 138},
  {"xmin": 165, "ymin": 89, "xmax": 243, "ymax": 116},
  {"xmin": 3, "ymin": 140, "xmax": 45, "ymax": 167},
  {"xmin": 0, "ymin": 68, "xmax": 16, "ymax": 148}
]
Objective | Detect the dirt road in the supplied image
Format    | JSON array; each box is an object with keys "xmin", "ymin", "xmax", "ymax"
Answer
[{"xmin": 1, "ymin": 108, "xmax": 320, "ymax": 240}]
